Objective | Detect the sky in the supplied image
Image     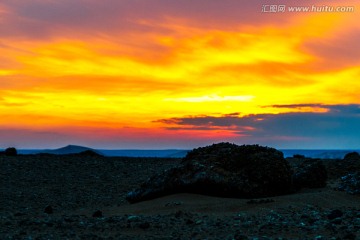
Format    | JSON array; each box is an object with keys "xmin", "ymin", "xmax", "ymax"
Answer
[{"xmin": 0, "ymin": 0, "xmax": 360, "ymax": 149}]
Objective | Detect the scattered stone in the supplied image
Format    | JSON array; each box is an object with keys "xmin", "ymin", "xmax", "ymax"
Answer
[
  {"xmin": 327, "ymin": 210, "xmax": 343, "ymax": 220},
  {"xmin": 338, "ymin": 172, "xmax": 360, "ymax": 195},
  {"xmin": 44, "ymin": 205, "xmax": 53, "ymax": 214},
  {"xmin": 127, "ymin": 143, "xmax": 293, "ymax": 203},
  {"xmin": 92, "ymin": 210, "xmax": 103, "ymax": 218}
]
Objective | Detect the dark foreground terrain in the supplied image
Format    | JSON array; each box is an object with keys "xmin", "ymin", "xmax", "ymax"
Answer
[{"xmin": 1, "ymin": 153, "xmax": 359, "ymax": 239}]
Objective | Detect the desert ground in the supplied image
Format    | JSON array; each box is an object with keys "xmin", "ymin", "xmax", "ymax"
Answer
[{"xmin": 1, "ymin": 153, "xmax": 359, "ymax": 239}]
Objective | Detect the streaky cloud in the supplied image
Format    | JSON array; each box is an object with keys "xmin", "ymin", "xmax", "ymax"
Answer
[{"xmin": 156, "ymin": 104, "xmax": 360, "ymax": 148}]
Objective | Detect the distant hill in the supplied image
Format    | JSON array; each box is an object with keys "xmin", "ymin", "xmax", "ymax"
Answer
[
  {"xmin": 44, "ymin": 145, "xmax": 101, "ymax": 155},
  {"xmin": 18, "ymin": 145, "xmax": 102, "ymax": 155},
  {"xmin": 17, "ymin": 147, "xmax": 188, "ymax": 158}
]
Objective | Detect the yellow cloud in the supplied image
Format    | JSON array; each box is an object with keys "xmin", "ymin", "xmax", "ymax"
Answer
[
  {"xmin": 1, "ymin": 11, "xmax": 359, "ymax": 133},
  {"xmin": 164, "ymin": 95, "xmax": 255, "ymax": 103},
  {"xmin": 0, "ymin": 69, "xmax": 15, "ymax": 76}
]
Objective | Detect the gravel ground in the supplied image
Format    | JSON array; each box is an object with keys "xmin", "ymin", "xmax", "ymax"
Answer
[{"xmin": 1, "ymin": 154, "xmax": 359, "ymax": 239}]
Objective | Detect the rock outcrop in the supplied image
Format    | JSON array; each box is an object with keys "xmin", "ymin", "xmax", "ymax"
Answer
[{"xmin": 127, "ymin": 143, "xmax": 293, "ymax": 203}]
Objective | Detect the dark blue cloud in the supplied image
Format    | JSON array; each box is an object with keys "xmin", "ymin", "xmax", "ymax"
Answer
[{"xmin": 156, "ymin": 104, "xmax": 360, "ymax": 148}]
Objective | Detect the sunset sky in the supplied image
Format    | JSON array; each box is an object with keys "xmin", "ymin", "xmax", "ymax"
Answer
[{"xmin": 1, "ymin": 0, "xmax": 359, "ymax": 149}]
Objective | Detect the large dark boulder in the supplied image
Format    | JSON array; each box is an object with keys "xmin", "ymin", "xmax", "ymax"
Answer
[
  {"xmin": 5, "ymin": 147, "xmax": 17, "ymax": 156},
  {"xmin": 127, "ymin": 143, "xmax": 293, "ymax": 203},
  {"xmin": 335, "ymin": 152, "xmax": 360, "ymax": 194},
  {"xmin": 292, "ymin": 160, "xmax": 327, "ymax": 190},
  {"xmin": 343, "ymin": 152, "xmax": 360, "ymax": 162},
  {"xmin": 323, "ymin": 152, "xmax": 360, "ymax": 180}
]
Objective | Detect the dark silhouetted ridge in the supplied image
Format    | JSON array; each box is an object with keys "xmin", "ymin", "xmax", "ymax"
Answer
[{"xmin": 39, "ymin": 145, "xmax": 102, "ymax": 155}]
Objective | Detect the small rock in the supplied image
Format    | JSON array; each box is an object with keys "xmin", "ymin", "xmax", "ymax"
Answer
[
  {"xmin": 174, "ymin": 210, "xmax": 184, "ymax": 218},
  {"xmin": 127, "ymin": 215, "xmax": 140, "ymax": 222},
  {"xmin": 233, "ymin": 233, "xmax": 249, "ymax": 240},
  {"xmin": 195, "ymin": 219, "xmax": 203, "ymax": 225},
  {"xmin": 186, "ymin": 219, "xmax": 194, "ymax": 225},
  {"xmin": 14, "ymin": 212, "xmax": 27, "ymax": 217},
  {"xmin": 64, "ymin": 217, "xmax": 74, "ymax": 223},
  {"xmin": 92, "ymin": 210, "xmax": 103, "ymax": 218},
  {"xmin": 139, "ymin": 222, "xmax": 150, "ymax": 229},
  {"xmin": 44, "ymin": 205, "xmax": 53, "ymax": 214},
  {"xmin": 343, "ymin": 232, "xmax": 357, "ymax": 240},
  {"xmin": 331, "ymin": 217, "xmax": 342, "ymax": 225}
]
